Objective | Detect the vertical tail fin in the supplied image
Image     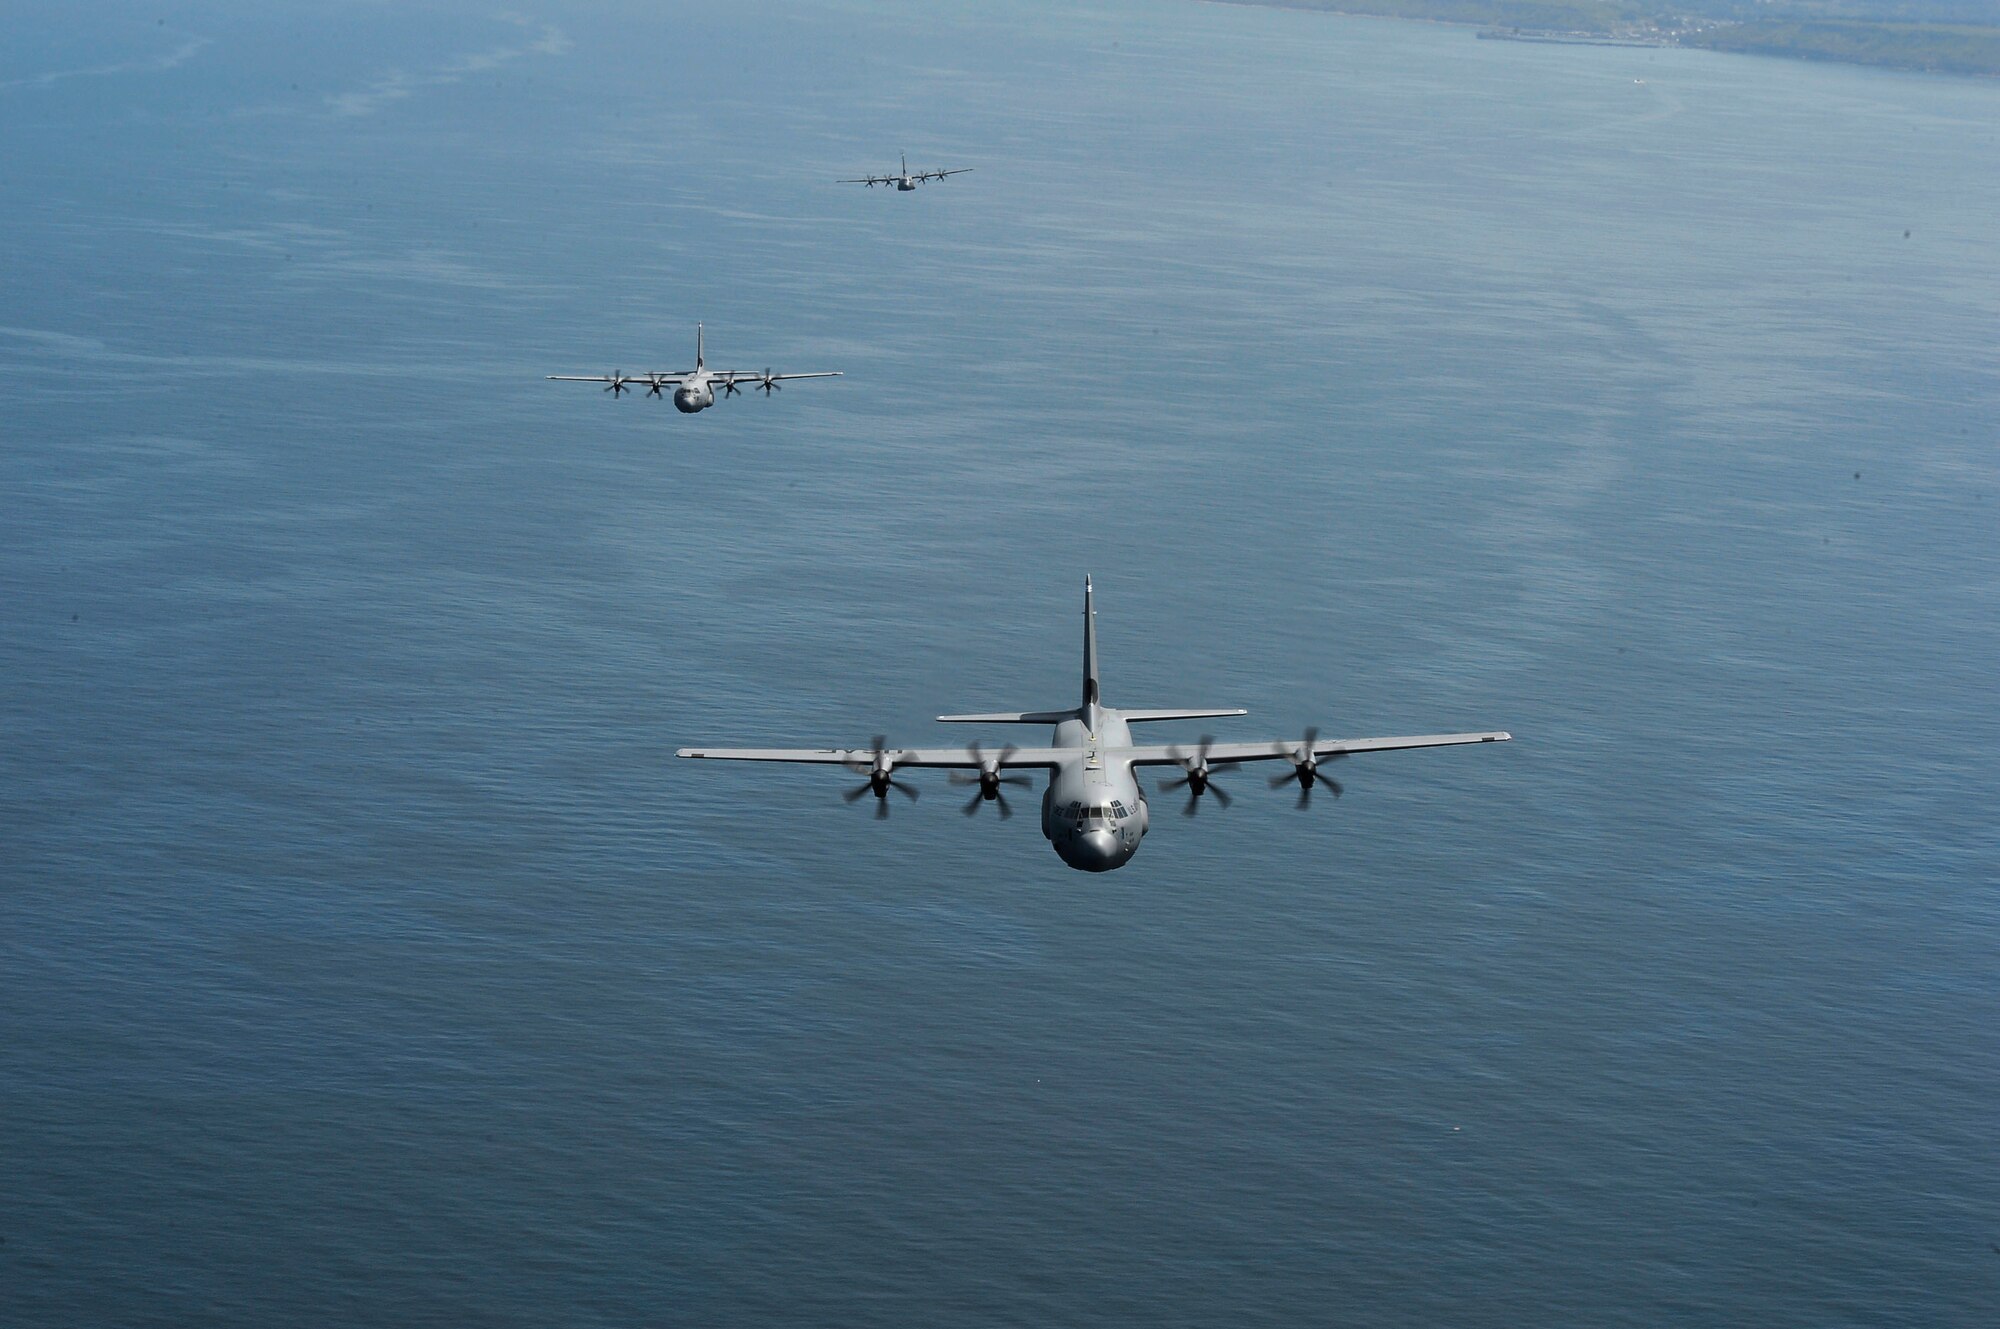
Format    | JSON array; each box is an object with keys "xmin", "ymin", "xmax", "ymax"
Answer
[
  {"xmin": 1081, "ymin": 575, "xmax": 1100, "ymax": 707},
  {"xmin": 695, "ymin": 322, "xmax": 704, "ymax": 369}
]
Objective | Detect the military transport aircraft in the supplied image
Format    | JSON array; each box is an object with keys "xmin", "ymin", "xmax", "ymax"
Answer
[
  {"xmin": 679, "ymin": 578, "xmax": 1511, "ymax": 872},
  {"xmin": 547, "ymin": 325, "xmax": 840, "ymax": 413},
  {"xmin": 840, "ymin": 153, "xmax": 973, "ymax": 191}
]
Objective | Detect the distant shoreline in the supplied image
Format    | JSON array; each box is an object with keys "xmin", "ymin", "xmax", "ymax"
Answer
[
  {"xmin": 1474, "ymin": 30, "xmax": 1668, "ymax": 49},
  {"xmin": 1204, "ymin": 2, "xmax": 2000, "ymax": 78}
]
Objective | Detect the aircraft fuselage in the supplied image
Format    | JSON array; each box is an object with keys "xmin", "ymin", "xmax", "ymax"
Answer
[
  {"xmin": 674, "ymin": 377, "xmax": 715, "ymax": 413},
  {"xmin": 1038, "ymin": 707, "xmax": 1151, "ymax": 872}
]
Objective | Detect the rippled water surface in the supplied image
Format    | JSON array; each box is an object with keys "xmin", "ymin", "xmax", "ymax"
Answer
[{"xmin": 3, "ymin": 2, "xmax": 1997, "ymax": 1325}]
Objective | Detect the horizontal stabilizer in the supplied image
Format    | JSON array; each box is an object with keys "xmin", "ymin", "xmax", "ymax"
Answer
[
  {"xmin": 1119, "ymin": 708, "xmax": 1249, "ymax": 723},
  {"xmin": 936, "ymin": 710, "xmax": 1077, "ymax": 724}
]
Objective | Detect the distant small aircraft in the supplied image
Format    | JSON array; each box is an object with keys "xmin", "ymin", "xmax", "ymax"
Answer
[
  {"xmin": 679, "ymin": 578, "xmax": 1511, "ymax": 872},
  {"xmin": 841, "ymin": 153, "xmax": 973, "ymax": 192},
  {"xmin": 547, "ymin": 325, "xmax": 840, "ymax": 414}
]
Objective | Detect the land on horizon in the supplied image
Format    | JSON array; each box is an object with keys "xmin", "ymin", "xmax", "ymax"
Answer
[{"xmin": 1218, "ymin": 0, "xmax": 2000, "ymax": 75}]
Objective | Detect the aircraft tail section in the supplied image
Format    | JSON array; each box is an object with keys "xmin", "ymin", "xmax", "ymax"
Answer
[
  {"xmin": 937, "ymin": 706, "xmax": 1243, "ymax": 724},
  {"xmin": 1082, "ymin": 575, "xmax": 1100, "ymax": 707},
  {"xmin": 695, "ymin": 322, "xmax": 704, "ymax": 369},
  {"xmin": 936, "ymin": 578, "xmax": 1099, "ymax": 723}
]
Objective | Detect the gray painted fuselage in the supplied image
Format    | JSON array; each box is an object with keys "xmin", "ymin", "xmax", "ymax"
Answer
[{"xmin": 1036, "ymin": 708, "xmax": 1151, "ymax": 871}]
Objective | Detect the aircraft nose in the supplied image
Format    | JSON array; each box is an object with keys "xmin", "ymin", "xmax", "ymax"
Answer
[{"xmin": 1069, "ymin": 829, "xmax": 1123, "ymax": 873}]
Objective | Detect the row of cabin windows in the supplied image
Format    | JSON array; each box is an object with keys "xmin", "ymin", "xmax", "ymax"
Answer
[{"xmin": 1065, "ymin": 800, "xmax": 1132, "ymax": 821}]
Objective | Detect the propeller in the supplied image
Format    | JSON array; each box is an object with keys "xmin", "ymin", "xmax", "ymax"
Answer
[
  {"xmin": 842, "ymin": 736, "xmax": 919, "ymax": 819},
  {"xmin": 1268, "ymin": 727, "xmax": 1343, "ymax": 808},
  {"xmin": 756, "ymin": 370, "xmax": 781, "ymax": 396},
  {"xmin": 718, "ymin": 372, "xmax": 741, "ymax": 398},
  {"xmin": 1161, "ymin": 735, "xmax": 1236, "ymax": 816},
  {"xmin": 603, "ymin": 373, "xmax": 632, "ymax": 398},
  {"xmin": 642, "ymin": 373, "xmax": 667, "ymax": 398},
  {"xmin": 949, "ymin": 741, "xmax": 1031, "ymax": 819}
]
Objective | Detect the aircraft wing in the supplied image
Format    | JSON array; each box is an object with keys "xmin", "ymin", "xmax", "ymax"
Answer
[
  {"xmin": 708, "ymin": 371, "xmax": 844, "ymax": 384},
  {"xmin": 678, "ymin": 745, "xmax": 1065, "ymax": 770},
  {"xmin": 1121, "ymin": 731, "xmax": 1511, "ymax": 767},
  {"xmin": 546, "ymin": 373, "xmax": 688, "ymax": 384},
  {"xmin": 929, "ymin": 168, "xmax": 974, "ymax": 178},
  {"xmin": 839, "ymin": 176, "xmax": 894, "ymax": 185}
]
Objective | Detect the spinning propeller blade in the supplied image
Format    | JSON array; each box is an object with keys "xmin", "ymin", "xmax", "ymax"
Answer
[
  {"xmin": 1268, "ymin": 728, "xmax": 1344, "ymax": 806},
  {"xmin": 843, "ymin": 736, "xmax": 918, "ymax": 816},
  {"xmin": 1161, "ymin": 736, "xmax": 1236, "ymax": 816},
  {"xmin": 949, "ymin": 741, "xmax": 1031, "ymax": 819}
]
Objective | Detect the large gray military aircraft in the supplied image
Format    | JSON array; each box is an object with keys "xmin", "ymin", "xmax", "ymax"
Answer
[
  {"xmin": 547, "ymin": 325, "xmax": 840, "ymax": 414},
  {"xmin": 679, "ymin": 578, "xmax": 1511, "ymax": 872},
  {"xmin": 841, "ymin": 153, "xmax": 972, "ymax": 191}
]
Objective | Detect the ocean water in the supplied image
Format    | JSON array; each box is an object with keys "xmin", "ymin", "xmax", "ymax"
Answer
[{"xmin": 2, "ymin": 1, "xmax": 1997, "ymax": 1324}]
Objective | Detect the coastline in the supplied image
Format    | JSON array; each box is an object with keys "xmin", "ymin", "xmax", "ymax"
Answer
[{"xmin": 1202, "ymin": 1, "xmax": 2000, "ymax": 78}]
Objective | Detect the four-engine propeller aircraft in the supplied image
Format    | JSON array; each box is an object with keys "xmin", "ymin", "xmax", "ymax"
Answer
[
  {"xmin": 841, "ymin": 153, "xmax": 973, "ymax": 191},
  {"xmin": 547, "ymin": 325, "xmax": 841, "ymax": 414},
  {"xmin": 679, "ymin": 578, "xmax": 1511, "ymax": 872}
]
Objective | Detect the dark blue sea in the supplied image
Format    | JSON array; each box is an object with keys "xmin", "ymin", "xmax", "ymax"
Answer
[{"xmin": 3, "ymin": 2, "xmax": 1997, "ymax": 1324}]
